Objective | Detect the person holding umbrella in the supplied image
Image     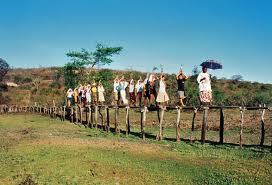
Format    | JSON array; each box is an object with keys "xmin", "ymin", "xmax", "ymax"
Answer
[
  {"xmin": 198, "ymin": 60, "xmax": 223, "ymax": 105},
  {"xmin": 197, "ymin": 66, "xmax": 212, "ymax": 105}
]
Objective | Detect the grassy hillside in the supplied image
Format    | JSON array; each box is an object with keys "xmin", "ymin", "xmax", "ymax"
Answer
[
  {"xmin": 1, "ymin": 67, "xmax": 272, "ymax": 106},
  {"xmin": 0, "ymin": 114, "xmax": 271, "ymax": 185}
]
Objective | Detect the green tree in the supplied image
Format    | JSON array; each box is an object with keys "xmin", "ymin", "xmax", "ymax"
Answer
[
  {"xmin": 63, "ymin": 43, "xmax": 123, "ymax": 89},
  {"xmin": 66, "ymin": 43, "xmax": 123, "ymax": 68}
]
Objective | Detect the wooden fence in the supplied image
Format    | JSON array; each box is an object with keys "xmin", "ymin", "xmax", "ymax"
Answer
[{"xmin": 0, "ymin": 104, "xmax": 271, "ymax": 149}]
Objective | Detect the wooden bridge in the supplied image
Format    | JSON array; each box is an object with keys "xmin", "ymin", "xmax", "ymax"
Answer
[{"xmin": 1, "ymin": 104, "xmax": 271, "ymax": 149}]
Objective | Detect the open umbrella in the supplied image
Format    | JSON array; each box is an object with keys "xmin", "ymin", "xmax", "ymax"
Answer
[{"xmin": 200, "ymin": 60, "xmax": 222, "ymax": 70}]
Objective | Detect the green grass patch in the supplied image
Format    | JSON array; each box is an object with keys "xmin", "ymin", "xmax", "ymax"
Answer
[{"xmin": 0, "ymin": 114, "xmax": 271, "ymax": 185}]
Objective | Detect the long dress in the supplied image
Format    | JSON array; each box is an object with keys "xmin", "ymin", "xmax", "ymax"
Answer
[
  {"xmin": 156, "ymin": 80, "xmax": 169, "ymax": 103},
  {"xmin": 98, "ymin": 86, "xmax": 105, "ymax": 103},
  {"xmin": 197, "ymin": 72, "xmax": 212, "ymax": 103},
  {"xmin": 86, "ymin": 87, "xmax": 92, "ymax": 104},
  {"xmin": 120, "ymin": 81, "xmax": 128, "ymax": 105}
]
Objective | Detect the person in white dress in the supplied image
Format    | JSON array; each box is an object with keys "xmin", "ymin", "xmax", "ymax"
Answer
[
  {"xmin": 113, "ymin": 76, "xmax": 120, "ymax": 105},
  {"xmin": 156, "ymin": 75, "xmax": 169, "ymax": 106},
  {"xmin": 86, "ymin": 84, "xmax": 92, "ymax": 105},
  {"xmin": 197, "ymin": 66, "xmax": 212, "ymax": 105},
  {"xmin": 98, "ymin": 81, "xmax": 105, "ymax": 104},
  {"xmin": 119, "ymin": 76, "xmax": 129, "ymax": 105},
  {"xmin": 135, "ymin": 77, "xmax": 144, "ymax": 106}
]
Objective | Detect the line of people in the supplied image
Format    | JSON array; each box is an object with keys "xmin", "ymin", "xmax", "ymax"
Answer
[{"xmin": 66, "ymin": 66, "xmax": 212, "ymax": 107}]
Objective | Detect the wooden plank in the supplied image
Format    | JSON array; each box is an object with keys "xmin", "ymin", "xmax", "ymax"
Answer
[
  {"xmin": 201, "ymin": 107, "xmax": 209, "ymax": 144},
  {"xmin": 142, "ymin": 106, "xmax": 147, "ymax": 140},
  {"xmin": 176, "ymin": 107, "xmax": 181, "ymax": 142},
  {"xmin": 125, "ymin": 106, "xmax": 130, "ymax": 136},
  {"xmin": 80, "ymin": 106, "xmax": 83, "ymax": 125},
  {"xmin": 219, "ymin": 108, "xmax": 224, "ymax": 144},
  {"xmin": 260, "ymin": 107, "xmax": 266, "ymax": 147},
  {"xmin": 87, "ymin": 105, "xmax": 92, "ymax": 128},
  {"xmin": 191, "ymin": 108, "xmax": 197, "ymax": 131},
  {"xmin": 158, "ymin": 107, "xmax": 165, "ymax": 141},
  {"xmin": 114, "ymin": 107, "xmax": 118, "ymax": 134},
  {"xmin": 95, "ymin": 106, "xmax": 98, "ymax": 129},
  {"xmin": 98, "ymin": 107, "xmax": 104, "ymax": 130},
  {"xmin": 70, "ymin": 106, "xmax": 74, "ymax": 123},
  {"xmin": 75, "ymin": 106, "xmax": 78, "ymax": 125},
  {"xmin": 63, "ymin": 106, "xmax": 66, "ymax": 121},
  {"xmin": 106, "ymin": 106, "xmax": 110, "ymax": 133},
  {"xmin": 239, "ymin": 107, "xmax": 245, "ymax": 149}
]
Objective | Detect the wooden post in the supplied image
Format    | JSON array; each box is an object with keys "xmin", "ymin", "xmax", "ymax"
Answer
[
  {"xmin": 190, "ymin": 108, "xmax": 198, "ymax": 143},
  {"xmin": 201, "ymin": 107, "xmax": 209, "ymax": 144},
  {"xmin": 191, "ymin": 108, "xmax": 197, "ymax": 131},
  {"xmin": 114, "ymin": 106, "xmax": 118, "ymax": 134},
  {"xmin": 98, "ymin": 107, "xmax": 104, "ymax": 130},
  {"xmin": 239, "ymin": 107, "xmax": 245, "ymax": 149},
  {"xmin": 158, "ymin": 106, "xmax": 165, "ymax": 141},
  {"xmin": 260, "ymin": 106, "xmax": 266, "ymax": 147},
  {"xmin": 142, "ymin": 106, "xmax": 147, "ymax": 140},
  {"xmin": 219, "ymin": 108, "xmax": 224, "ymax": 144},
  {"xmin": 70, "ymin": 106, "xmax": 74, "ymax": 123},
  {"xmin": 75, "ymin": 106, "xmax": 78, "ymax": 125},
  {"xmin": 125, "ymin": 106, "xmax": 130, "ymax": 136},
  {"xmin": 106, "ymin": 106, "xmax": 110, "ymax": 133},
  {"xmin": 176, "ymin": 106, "xmax": 181, "ymax": 142},
  {"xmin": 87, "ymin": 105, "xmax": 92, "ymax": 128},
  {"xmin": 80, "ymin": 106, "xmax": 83, "ymax": 125},
  {"xmin": 63, "ymin": 106, "xmax": 66, "ymax": 121},
  {"xmin": 95, "ymin": 106, "xmax": 98, "ymax": 129},
  {"xmin": 140, "ymin": 108, "xmax": 143, "ymax": 137}
]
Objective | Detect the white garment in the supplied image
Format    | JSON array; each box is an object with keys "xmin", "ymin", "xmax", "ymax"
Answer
[
  {"xmin": 158, "ymin": 80, "xmax": 166, "ymax": 93},
  {"xmin": 98, "ymin": 86, "xmax": 105, "ymax": 102},
  {"xmin": 86, "ymin": 88, "xmax": 91, "ymax": 103},
  {"xmin": 120, "ymin": 81, "xmax": 128, "ymax": 104},
  {"xmin": 156, "ymin": 80, "xmax": 169, "ymax": 103},
  {"xmin": 197, "ymin": 72, "xmax": 212, "ymax": 92},
  {"xmin": 113, "ymin": 81, "xmax": 119, "ymax": 93},
  {"xmin": 129, "ymin": 84, "xmax": 135, "ymax": 93},
  {"xmin": 135, "ymin": 82, "xmax": 144, "ymax": 93},
  {"xmin": 67, "ymin": 91, "xmax": 73, "ymax": 98}
]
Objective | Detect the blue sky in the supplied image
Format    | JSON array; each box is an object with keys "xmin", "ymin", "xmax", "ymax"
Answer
[{"xmin": 0, "ymin": 0, "xmax": 271, "ymax": 83}]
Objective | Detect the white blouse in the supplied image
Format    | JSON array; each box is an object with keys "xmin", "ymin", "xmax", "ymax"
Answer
[{"xmin": 197, "ymin": 72, "xmax": 212, "ymax": 92}]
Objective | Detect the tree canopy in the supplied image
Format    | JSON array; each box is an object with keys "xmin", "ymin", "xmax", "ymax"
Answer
[
  {"xmin": 63, "ymin": 43, "xmax": 123, "ymax": 89},
  {"xmin": 0, "ymin": 58, "xmax": 10, "ymax": 82},
  {"xmin": 66, "ymin": 43, "xmax": 123, "ymax": 68}
]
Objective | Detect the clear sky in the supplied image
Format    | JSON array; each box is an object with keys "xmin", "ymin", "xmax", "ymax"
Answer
[{"xmin": 0, "ymin": 0, "xmax": 271, "ymax": 83}]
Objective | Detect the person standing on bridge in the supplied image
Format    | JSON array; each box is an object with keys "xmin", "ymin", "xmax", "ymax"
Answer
[
  {"xmin": 197, "ymin": 66, "xmax": 212, "ymax": 105},
  {"xmin": 156, "ymin": 74, "xmax": 169, "ymax": 107},
  {"xmin": 98, "ymin": 80, "xmax": 105, "ymax": 105},
  {"xmin": 120, "ymin": 76, "xmax": 129, "ymax": 105},
  {"xmin": 176, "ymin": 69, "xmax": 188, "ymax": 106},
  {"xmin": 66, "ymin": 88, "xmax": 74, "ymax": 107}
]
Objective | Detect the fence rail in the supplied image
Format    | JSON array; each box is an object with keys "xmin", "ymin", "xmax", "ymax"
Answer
[{"xmin": 0, "ymin": 104, "xmax": 271, "ymax": 149}]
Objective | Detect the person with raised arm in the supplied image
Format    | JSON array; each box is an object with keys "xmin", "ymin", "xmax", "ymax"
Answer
[
  {"xmin": 176, "ymin": 69, "xmax": 188, "ymax": 106},
  {"xmin": 98, "ymin": 80, "xmax": 105, "ymax": 105},
  {"xmin": 156, "ymin": 74, "xmax": 169, "ymax": 107}
]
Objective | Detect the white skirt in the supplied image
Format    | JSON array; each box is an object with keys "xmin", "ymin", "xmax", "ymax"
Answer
[
  {"xmin": 156, "ymin": 91, "xmax": 169, "ymax": 103},
  {"xmin": 120, "ymin": 90, "xmax": 128, "ymax": 104},
  {"xmin": 86, "ymin": 92, "xmax": 91, "ymax": 103},
  {"xmin": 98, "ymin": 92, "xmax": 105, "ymax": 102}
]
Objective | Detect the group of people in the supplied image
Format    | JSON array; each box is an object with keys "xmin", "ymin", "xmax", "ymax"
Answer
[
  {"xmin": 66, "ymin": 81, "xmax": 105, "ymax": 107},
  {"xmin": 66, "ymin": 66, "xmax": 213, "ymax": 107}
]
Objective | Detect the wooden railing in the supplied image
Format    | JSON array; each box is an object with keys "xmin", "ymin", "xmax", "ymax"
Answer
[{"xmin": 0, "ymin": 104, "xmax": 271, "ymax": 149}]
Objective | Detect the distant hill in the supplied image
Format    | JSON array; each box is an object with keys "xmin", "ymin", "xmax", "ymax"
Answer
[{"xmin": 1, "ymin": 67, "xmax": 272, "ymax": 106}]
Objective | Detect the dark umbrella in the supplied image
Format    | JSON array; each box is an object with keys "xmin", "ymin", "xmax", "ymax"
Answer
[{"xmin": 200, "ymin": 60, "xmax": 223, "ymax": 70}]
